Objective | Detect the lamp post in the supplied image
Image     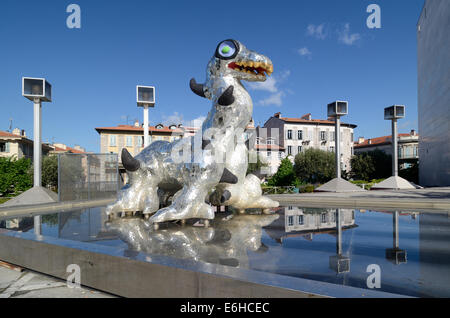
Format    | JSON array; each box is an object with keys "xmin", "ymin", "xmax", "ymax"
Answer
[
  {"xmin": 329, "ymin": 208, "xmax": 350, "ymax": 273},
  {"xmin": 328, "ymin": 101, "xmax": 348, "ymax": 179},
  {"xmin": 22, "ymin": 77, "xmax": 52, "ymax": 235},
  {"xmin": 22, "ymin": 78, "xmax": 52, "ymax": 187},
  {"xmin": 315, "ymin": 101, "xmax": 365, "ymax": 192},
  {"xmin": 137, "ymin": 86, "xmax": 155, "ymax": 147},
  {"xmin": 372, "ymin": 105, "xmax": 415, "ymax": 190},
  {"xmin": 384, "ymin": 105, "xmax": 405, "ymax": 177}
]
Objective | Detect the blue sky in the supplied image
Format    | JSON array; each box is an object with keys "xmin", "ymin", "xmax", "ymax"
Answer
[{"xmin": 0, "ymin": 0, "xmax": 424, "ymax": 152}]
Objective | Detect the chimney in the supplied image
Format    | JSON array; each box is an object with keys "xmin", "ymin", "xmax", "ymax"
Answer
[
  {"xmin": 368, "ymin": 139, "xmax": 372, "ymax": 145},
  {"xmin": 274, "ymin": 112, "xmax": 281, "ymax": 118},
  {"xmin": 134, "ymin": 119, "xmax": 140, "ymax": 127},
  {"xmin": 410, "ymin": 129, "xmax": 416, "ymax": 136},
  {"xmin": 301, "ymin": 113, "xmax": 312, "ymax": 120},
  {"xmin": 21, "ymin": 129, "xmax": 26, "ymax": 137},
  {"xmin": 12, "ymin": 128, "xmax": 21, "ymax": 136},
  {"xmin": 358, "ymin": 137, "xmax": 365, "ymax": 144}
]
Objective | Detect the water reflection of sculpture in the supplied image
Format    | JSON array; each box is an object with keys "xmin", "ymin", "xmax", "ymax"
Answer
[
  {"xmin": 106, "ymin": 40, "xmax": 278, "ymax": 225},
  {"xmin": 105, "ymin": 213, "xmax": 278, "ymax": 268}
]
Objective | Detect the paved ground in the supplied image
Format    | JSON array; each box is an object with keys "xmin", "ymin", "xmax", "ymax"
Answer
[
  {"xmin": 268, "ymin": 187, "xmax": 450, "ymax": 211},
  {"xmin": 0, "ymin": 266, "xmax": 116, "ymax": 298}
]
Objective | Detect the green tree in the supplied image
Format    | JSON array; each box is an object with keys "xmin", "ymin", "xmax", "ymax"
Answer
[
  {"xmin": 350, "ymin": 152, "xmax": 375, "ymax": 181},
  {"xmin": 0, "ymin": 157, "xmax": 33, "ymax": 196},
  {"xmin": 294, "ymin": 148, "xmax": 335, "ymax": 184},
  {"xmin": 247, "ymin": 156, "xmax": 268, "ymax": 175},
  {"xmin": 350, "ymin": 149, "xmax": 392, "ymax": 181},
  {"xmin": 42, "ymin": 155, "xmax": 58, "ymax": 190},
  {"xmin": 267, "ymin": 157, "xmax": 296, "ymax": 186}
]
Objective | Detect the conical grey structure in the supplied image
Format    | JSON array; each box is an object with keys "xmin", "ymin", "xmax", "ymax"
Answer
[
  {"xmin": 315, "ymin": 177, "xmax": 366, "ymax": 193},
  {"xmin": 371, "ymin": 176, "xmax": 416, "ymax": 190},
  {"xmin": 1, "ymin": 186, "xmax": 58, "ymax": 207}
]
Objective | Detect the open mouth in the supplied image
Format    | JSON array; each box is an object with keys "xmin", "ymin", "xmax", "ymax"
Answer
[{"xmin": 228, "ymin": 61, "xmax": 273, "ymax": 77}]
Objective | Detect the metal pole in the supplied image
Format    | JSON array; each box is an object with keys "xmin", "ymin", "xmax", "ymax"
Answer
[
  {"xmin": 335, "ymin": 116, "xmax": 341, "ymax": 179},
  {"xmin": 87, "ymin": 155, "xmax": 90, "ymax": 200},
  {"xmin": 336, "ymin": 208, "xmax": 342, "ymax": 255},
  {"xmin": 143, "ymin": 105, "xmax": 149, "ymax": 147},
  {"xmin": 57, "ymin": 154, "xmax": 61, "ymax": 201},
  {"xmin": 392, "ymin": 119, "xmax": 398, "ymax": 176},
  {"xmin": 33, "ymin": 98, "xmax": 42, "ymax": 187},
  {"xmin": 393, "ymin": 211, "xmax": 399, "ymax": 249}
]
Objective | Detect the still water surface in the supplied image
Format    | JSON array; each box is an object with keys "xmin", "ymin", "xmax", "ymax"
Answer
[{"xmin": 1, "ymin": 206, "xmax": 449, "ymax": 297}]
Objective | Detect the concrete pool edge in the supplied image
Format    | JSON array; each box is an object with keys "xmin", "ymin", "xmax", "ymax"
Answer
[
  {"xmin": 0, "ymin": 198, "xmax": 115, "ymax": 219},
  {"xmin": 268, "ymin": 194, "xmax": 450, "ymax": 212},
  {"xmin": 0, "ymin": 230, "xmax": 409, "ymax": 298}
]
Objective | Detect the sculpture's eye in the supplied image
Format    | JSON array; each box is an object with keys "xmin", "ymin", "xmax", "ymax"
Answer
[{"xmin": 216, "ymin": 40, "xmax": 238, "ymax": 59}]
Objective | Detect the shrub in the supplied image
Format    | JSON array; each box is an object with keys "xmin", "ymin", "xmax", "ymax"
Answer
[{"xmin": 294, "ymin": 148, "xmax": 335, "ymax": 184}]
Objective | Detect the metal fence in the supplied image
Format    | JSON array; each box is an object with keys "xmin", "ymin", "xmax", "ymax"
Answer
[{"xmin": 58, "ymin": 153, "xmax": 119, "ymax": 201}]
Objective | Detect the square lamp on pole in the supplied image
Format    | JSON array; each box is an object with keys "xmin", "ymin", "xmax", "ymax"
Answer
[
  {"xmin": 327, "ymin": 101, "xmax": 348, "ymax": 118},
  {"xmin": 23, "ymin": 77, "xmax": 52, "ymax": 102},
  {"xmin": 384, "ymin": 105, "xmax": 405, "ymax": 120},
  {"xmin": 137, "ymin": 86, "xmax": 155, "ymax": 148}
]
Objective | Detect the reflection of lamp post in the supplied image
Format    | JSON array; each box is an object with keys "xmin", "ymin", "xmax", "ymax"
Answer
[
  {"xmin": 385, "ymin": 211, "xmax": 407, "ymax": 264},
  {"xmin": 316, "ymin": 101, "xmax": 365, "ymax": 192},
  {"xmin": 372, "ymin": 105, "xmax": 415, "ymax": 190},
  {"xmin": 22, "ymin": 77, "xmax": 52, "ymax": 235},
  {"xmin": 137, "ymin": 86, "xmax": 155, "ymax": 148},
  {"xmin": 329, "ymin": 208, "xmax": 351, "ymax": 273}
]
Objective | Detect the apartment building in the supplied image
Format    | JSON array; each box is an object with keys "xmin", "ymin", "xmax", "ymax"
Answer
[
  {"xmin": 257, "ymin": 112, "xmax": 357, "ymax": 175},
  {"xmin": 354, "ymin": 130, "xmax": 419, "ymax": 169},
  {"xmin": 0, "ymin": 128, "xmax": 52, "ymax": 159}
]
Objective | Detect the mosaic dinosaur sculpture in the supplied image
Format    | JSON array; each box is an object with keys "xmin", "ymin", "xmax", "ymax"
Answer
[{"xmin": 106, "ymin": 39, "xmax": 279, "ymax": 224}]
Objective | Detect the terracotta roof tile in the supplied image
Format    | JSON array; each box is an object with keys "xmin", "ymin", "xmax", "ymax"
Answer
[{"xmin": 354, "ymin": 133, "xmax": 412, "ymax": 148}]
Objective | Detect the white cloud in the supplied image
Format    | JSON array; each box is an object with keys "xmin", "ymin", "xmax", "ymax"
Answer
[
  {"xmin": 306, "ymin": 24, "xmax": 326, "ymax": 40},
  {"xmin": 259, "ymin": 92, "xmax": 285, "ymax": 107},
  {"xmin": 297, "ymin": 47, "xmax": 312, "ymax": 58},
  {"xmin": 246, "ymin": 70, "xmax": 291, "ymax": 107},
  {"xmin": 247, "ymin": 77, "xmax": 278, "ymax": 93},
  {"xmin": 162, "ymin": 112, "xmax": 205, "ymax": 127},
  {"xmin": 338, "ymin": 23, "xmax": 361, "ymax": 45}
]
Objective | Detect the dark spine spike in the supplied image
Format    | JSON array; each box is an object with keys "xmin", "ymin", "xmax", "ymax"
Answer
[
  {"xmin": 219, "ymin": 168, "xmax": 238, "ymax": 184},
  {"xmin": 217, "ymin": 86, "xmax": 234, "ymax": 106},
  {"xmin": 221, "ymin": 190, "xmax": 231, "ymax": 203},
  {"xmin": 202, "ymin": 139, "xmax": 211, "ymax": 150},
  {"xmin": 122, "ymin": 148, "xmax": 140, "ymax": 172},
  {"xmin": 189, "ymin": 78, "xmax": 206, "ymax": 98}
]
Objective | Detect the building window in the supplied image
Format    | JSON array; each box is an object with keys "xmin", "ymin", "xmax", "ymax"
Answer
[
  {"xmin": 330, "ymin": 131, "xmax": 335, "ymax": 142},
  {"xmin": 287, "ymin": 130, "xmax": 292, "ymax": 140},
  {"xmin": 0, "ymin": 142, "xmax": 9, "ymax": 153},
  {"xmin": 109, "ymin": 135, "xmax": 117, "ymax": 147},
  {"xmin": 288, "ymin": 206, "xmax": 293, "ymax": 210},
  {"xmin": 288, "ymin": 146, "xmax": 292, "ymax": 155},
  {"xmin": 330, "ymin": 146, "xmax": 335, "ymax": 153},
  {"xmin": 288, "ymin": 216, "xmax": 294, "ymax": 226},
  {"xmin": 279, "ymin": 152, "xmax": 283, "ymax": 159},
  {"xmin": 256, "ymin": 138, "xmax": 260, "ymax": 145},
  {"xmin": 321, "ymin": 213, "xmax": 327, "ymax": 223},
  {"xmin": 298, "ymin": 146, "xmax": 302, "ymax": 154},
  {"xmin": 267, "ymin": 138, "xmax": 274, "ymax": 145},
  {"xmin": 298, "ymin": 215, "xmax": 304, "ymax": 225},
  {"xmin": 267, "ymin": 150, "xmax": 272, "ymax": 157},
  {"xmin": 298, "ymin": 130, "xmax": 303, "ymax": 140},
  {"xmin": 126, "ymin": 136, "xmax": 133, "ymax": 147},
  {"xmin": 320, "ymin": 131, "xmax": 326, "ymax": 141}
]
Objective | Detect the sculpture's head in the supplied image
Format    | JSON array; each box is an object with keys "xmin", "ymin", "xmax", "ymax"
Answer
[{"xmin": 209, "ymin": 39, "xmax": 273, "ymax": 82}]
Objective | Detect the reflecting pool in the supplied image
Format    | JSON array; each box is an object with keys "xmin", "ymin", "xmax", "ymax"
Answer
[{"xmin": 1, "ymin": 206, "xmax": 450, "ymax": 297}]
